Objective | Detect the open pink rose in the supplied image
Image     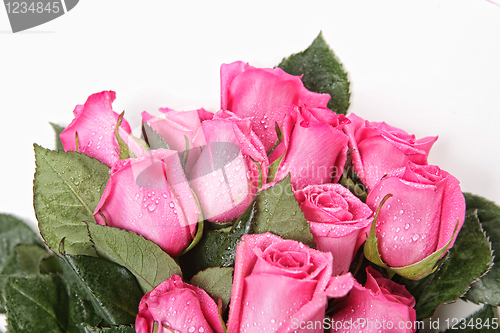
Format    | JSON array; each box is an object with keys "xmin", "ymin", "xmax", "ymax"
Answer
[
  {"xmin": 227, "ymin": 233, "xmax": 354, "ymax": 333},
  {"xmin": 295, "ymin": 184, "xmax": 373, "ymax": 275},
  {"xmin": 142, "ymin": 107, "xmax": 209, "ymax": 174},
  {"xmin": 189, "ymin": 111, "xmax": 269, "ymax": 223},
  {"xmin": 221, "ymin": 61, "xmax": 331, "ymax": 152},
  {"xmin": 366, "ymin": 161, "xmax": 465, "ymax": 268},
  {"xmin": 135, "ymin": 274, "xmax": 224, "ymax": 333},
  {"xmin": 269, "ymin": 108, "xmax": 349, "ymax": 190},
  {"xmin": 94, "ymin": 149, "xmax": 200, "ymax": 257},
  {"xmin": 331, "ymin": 267, "xmax": 416, "ymax": 333},
  {"xmin": 344, "ymin": 113, "xmax": 437, "ymax": 190},
  {"xmin": 60, "ymin": 91, "xmax": 142, "ymax": 167}
]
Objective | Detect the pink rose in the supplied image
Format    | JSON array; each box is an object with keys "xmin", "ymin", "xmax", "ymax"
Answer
[
  {"xmin": 269, "ymin": 108, "xmax": 349, "ymax": 190},
  {"xmin": 227, "ymin": 233, "xmax": 354, "ymax": 333},
  {"xmin": 189, "ymin": 111, "xmax": 269, "ymax": 223},
  {"xmin": 330, "ymin": 267, "xmax": 416, "ymax": 333},
  {"xmin": 366, "ymin": 161, "xmax": 465, "ymax": 269},
  {"xmin": 94, "ymin": 149, "xmax": 200, "ymax": 257},
  {"xmin": 221, "ymin": 61, "xmax": 331, "ymax": 152},
  {"xmin": 135, "ymin": 275, "xmax": 224, "ymax": 333},
  {"xmin": 142, "ymin": 107, "xmax": 208, "ymax": 173},
  {"xmin": 344, "ymin": 113, "xmax": 437, "ymax": 190},
  {"xmin": 60, "ymin": 91, "xmax": 144, "ymax": 167},
  {"xmin": 295, "ymin": 184, "xmax": 373, "ymax": 275}
]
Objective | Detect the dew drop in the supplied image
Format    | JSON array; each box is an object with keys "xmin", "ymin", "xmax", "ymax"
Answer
[
  {"xmin": 412, "ymin": 234, "xmax": 420, "ymax": 241},
  {"xmin": 169, "ymin": 202, "xmax": 175, "ymax": 208},
  {"xmin": 405, "ymin": 223, "xmax": 410, "ymax": 230},
  {"xmin": 399, "ymin": 209, "xmax": 404, "ymax": 215},
  {"xmin": 396, "ymin": 227, "xmax": 400, "ymax": 232}
]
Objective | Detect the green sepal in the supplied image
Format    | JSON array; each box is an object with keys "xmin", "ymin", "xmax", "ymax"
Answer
[
  {"xmin": 395, "ymin": 210, "xmax": 493, "ymax": 319},
  {"xmin": 364, "ymin": 194, "xmax": 460, "ymax": 280},
  {"xmin": 389, "ymin": 221, "xmax": 459, "ymax": 280},
  {"xmin": 267, "ymin": 154, "xmax": 284, "ymax": 184},
  {"xmin": 142, "ymin": 123, "xmax": 170, "ymax": 150},
  {"xmin": 115, "ymin": 111, "xmax": 136, "ymax": 160},
  {"xmin": 363, "ymin": 194, "xmax": 392, "ymax": 268}
]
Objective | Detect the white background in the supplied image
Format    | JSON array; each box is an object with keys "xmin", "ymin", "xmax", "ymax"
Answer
[{"xmin": 1, "ymin": 1, "xmax": 499, "ymax": 332}]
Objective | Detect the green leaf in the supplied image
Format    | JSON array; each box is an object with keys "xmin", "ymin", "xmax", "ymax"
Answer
[
  {"xmin": 279, "ymin": 32, "xmax": 350, "ymax": 115},
  {"xmin": 0, "ymin": 214, "xmax": 44, "ymax": 311},
  {"xmin": 190, "ymin": 267, "xmax": 234, "ymax": 312},
  {"xmin": 0, "ymin": 213, "xmax": 44, "ymax": 273},
  {"xmin": 61, "ymin": 255, "xmax": 143, "ymax": 326},
  {"xmin": 34, "ymin": 145, "xmax": 110, "ymax": 256},
  {"xmin": 444, "ymin": 305, "xmax": 500, "ymax": 333},
  {"xmin": 3, "ymin": 274, "xmax": 70, "ymax": 333},
  {"xmin": 180, "ymin": 201, "xmax": 256, "ymax": 279},
  {"xmin": 181, "ymin": 175, "xmax": 314, "ymax": 277},
  {"xmin": 463, "ymin": 193, "xmax": 500, "ymax": 305},
  {"xmin": 397, "ymin": 210, "xmax": 493, "ymax": 319},
  {"xmin": 16, "ymin": 244, "xmax": 50, "ymax": 275},
  {"xmin": 81, "ymin": 325, "xmax": 135, "ymax": 333},
  {"xmin": 50, "ymin": 123, "xmax": 66, "ymax": 151},
  {"xmin": 253, "ymin": 175, "xmax": 315, "ymax": 248},
  {"xmin": 142, "ymin": 123, "xmax": 170, "ymax": 150},
  {"xmin": 87, "ymin": 223, "xmax": 182, "ymax": 294},
  {"xmin": 39, "ymin": 255, "xmax": 63, "ymax": 275}
]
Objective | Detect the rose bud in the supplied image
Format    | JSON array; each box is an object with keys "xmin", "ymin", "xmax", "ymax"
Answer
[
  {"xmin": 295, "ymin": 184, "xmax": 373, "ymax": 275},
  {"xmin": 142, "ymin": 107, "xmax": 209, "ymax": 174},
  {"xmin": 227, "ymin": 233, "xmax": 354, "ymax": 333},
  {"xmin": 60, "ymin": 91, "xmax": 143, "ymax": 167},
  {"xmin": 188, "ymin": 111, "xmax": 269, "ymax": 223},
  {"xmin": 344, "ymin": 113, "xmax": 437, "ymax": 191},
  {"xmin": 268, "ymin": 108, "xmax": 349, "ymax": 190},
  {"xmin": 94, "ymin": 149, "xmax": 200, "ymax": 257},
  {"xmin": 221, "ymin": 61, "xmax": 331, "ymax": 152},
  {"xmin": 364, "ymin": 161, "xmax": 465, "ymax": 279},
  {"xmin": 135, "ymin": 275, "xmax": 224, "ymax": 333},
  {"xmin": 330, "ymin": 267, "xmax": 416, "ymax": 333}
]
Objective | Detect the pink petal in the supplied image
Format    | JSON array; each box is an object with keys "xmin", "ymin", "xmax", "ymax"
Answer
[
  {"xmin": 60, "ymin": 91, "xmax": 132, "ymax": 167},
  {"xmin": 94, "ymin": 149, "xmax": 199, "ymax": 256}
]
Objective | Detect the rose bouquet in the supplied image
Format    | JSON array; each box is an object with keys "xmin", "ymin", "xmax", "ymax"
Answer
[{"xmin": 0, "ymin": 33, "xmax": 498, "ymax": 333}]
